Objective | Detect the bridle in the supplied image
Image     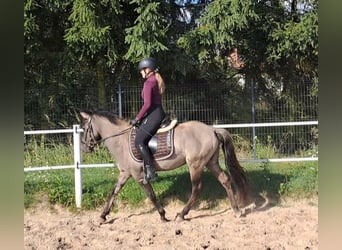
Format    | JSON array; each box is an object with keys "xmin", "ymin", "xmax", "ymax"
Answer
[
  {"xmin": 81, "ymin": 118, "xmax": 97, "ymax": 151},
  {"xmin": 81, "ymin": 117, "xmax": 132, "ymax": 150}
]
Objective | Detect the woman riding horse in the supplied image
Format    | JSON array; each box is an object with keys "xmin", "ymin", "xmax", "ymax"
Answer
[{"xmin": 131, "ymin": 57, "xmax": 166, "ymax": 182}]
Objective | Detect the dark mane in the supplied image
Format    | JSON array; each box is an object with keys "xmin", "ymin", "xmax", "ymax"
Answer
[
  {"xmin": 95, "ymin": 110, "xmax": 123, "ymax": 124},
  {"xmin": 82, "ymin": 109, "xmax": 123, "ymax": 124}
]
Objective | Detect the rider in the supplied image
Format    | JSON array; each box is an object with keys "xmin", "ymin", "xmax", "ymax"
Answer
[{"xmin": 131, "ymin": 57, "xmax": 166, "ymax": 182}]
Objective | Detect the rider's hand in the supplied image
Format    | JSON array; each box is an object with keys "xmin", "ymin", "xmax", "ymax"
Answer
[{"xmin": 130, "ymin": 118, "xmax": 140, "ymax": 127}]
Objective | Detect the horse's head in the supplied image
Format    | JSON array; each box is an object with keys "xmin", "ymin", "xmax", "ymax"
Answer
[{"xmin": 80, "ymin": 111, "xmax": 101, "ymax": 153}]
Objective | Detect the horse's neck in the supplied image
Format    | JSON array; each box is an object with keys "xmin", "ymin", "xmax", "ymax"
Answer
[
  {"xmin": 98, "ymin": 120, "xmax": 129, "ymax": 155},
  {"xmin": 100, "ymin": 122, "xmax": 120, "ymax": 136}
]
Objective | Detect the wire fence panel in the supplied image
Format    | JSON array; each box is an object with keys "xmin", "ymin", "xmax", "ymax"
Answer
[
  {"xmin": 219, "ymin": 123, "xmax": 318, "ymax": 161},
  {"xmin": 25, "ymin": 80, "xmax": 317, "ymax": 126},
  {"xmin": 24, "ymin": 80, "xmax": 318, "ymax": 160}
]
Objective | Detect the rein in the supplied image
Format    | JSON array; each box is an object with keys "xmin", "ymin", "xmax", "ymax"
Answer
[
  {"xmin": 100, "ymin": 127, "xmax": 132, "ymax": 142},
  {"xmin": 81, "ymin": 118, "xmax": 132, "ymax": 149}
]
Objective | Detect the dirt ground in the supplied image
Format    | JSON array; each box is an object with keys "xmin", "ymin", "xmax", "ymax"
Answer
[{"xmin": 24, "ymin": 196, "xmax": 318, "ymax": 250}]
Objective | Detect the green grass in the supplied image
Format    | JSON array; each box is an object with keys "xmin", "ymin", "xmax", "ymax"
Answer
[
  {"xmin": 243, "ymin": 161, "xmax": 318, "ymax": 205},
  {"xmin": 24, "ymin": 141, "xmax": 318, "ymax": 210}
]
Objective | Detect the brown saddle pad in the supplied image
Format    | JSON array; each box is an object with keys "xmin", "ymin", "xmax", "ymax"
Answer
[{"xmin": 129, "ymin": 128, "xmax": 174, "ymax": 162}]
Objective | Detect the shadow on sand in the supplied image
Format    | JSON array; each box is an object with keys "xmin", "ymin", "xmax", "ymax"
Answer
[{"xmin": 156, "ymin": 166, "xmax": 286, "ymax": 216}]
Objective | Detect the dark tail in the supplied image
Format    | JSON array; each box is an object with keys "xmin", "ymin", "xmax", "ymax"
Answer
[{"xmin": 214, "ymin": 128, "xmax": 248, "ymax": 205}]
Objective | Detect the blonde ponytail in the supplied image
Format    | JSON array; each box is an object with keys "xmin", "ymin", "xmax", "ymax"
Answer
[{"xmin": 155, "ymin": 72, "xmax": 165, "ymax": 95}]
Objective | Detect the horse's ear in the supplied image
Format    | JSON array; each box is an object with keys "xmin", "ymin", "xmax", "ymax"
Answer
[{"xmin": 80, "ymin": 111, "xmax": 90, "ymax": 120}]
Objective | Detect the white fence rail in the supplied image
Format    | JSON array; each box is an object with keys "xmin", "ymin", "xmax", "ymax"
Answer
[
  {"xmin": 213, "ymin": 121, "xmax": 319, "ymax": 162},
  {"xmin": 24, "ymin": 121, "xmax": 318, "ymax": 208},
  {"xmin": 24, "ymin": 125, "xmax": 115, "ymax": 208}
]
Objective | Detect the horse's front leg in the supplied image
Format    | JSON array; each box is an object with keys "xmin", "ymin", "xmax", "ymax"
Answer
[
  {"xmin": 138, "ymin": 180, "xmax": 168, "ymax": 222},
  {"xmin": 100, "ymin": 172, "xmax": 130, "ymax": 223}
]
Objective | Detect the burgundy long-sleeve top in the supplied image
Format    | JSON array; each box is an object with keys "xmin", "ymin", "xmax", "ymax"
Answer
[{"xmin": 136, "ymin": 74, "xmax": 162, "ymax": 121}]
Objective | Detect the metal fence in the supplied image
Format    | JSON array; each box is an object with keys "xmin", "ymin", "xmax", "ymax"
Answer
[
  {"xmin": 25, "ymin": 79, "xmax": 317, "ymax": 125},
  {"xmin": 25, "ymin": 79, "xmax": 318, "ymax": 159}
]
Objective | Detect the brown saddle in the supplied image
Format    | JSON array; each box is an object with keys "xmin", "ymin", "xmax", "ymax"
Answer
[{"xmin": 129, "ymin": 119, "xmax": 177, "ymax": 162}]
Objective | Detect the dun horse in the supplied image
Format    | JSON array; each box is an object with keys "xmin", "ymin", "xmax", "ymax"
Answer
[{"xmin": 80, "ymin": 110, "xmax": 248, "ymax": 222}]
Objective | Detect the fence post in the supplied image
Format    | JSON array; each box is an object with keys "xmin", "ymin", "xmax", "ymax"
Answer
[
  {"xmin": 117, "ymin": 83, "xmax": 123, "ymax": 117},
  {"xmin": 73, "ymin": 124, "xmax": 82, "ymax": 208},
  {"xmin": 251, "ymin": 78, "xmax": 257, "ymax": 160}
]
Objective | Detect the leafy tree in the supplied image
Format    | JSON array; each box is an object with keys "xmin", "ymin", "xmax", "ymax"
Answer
[
  {"xmin": 175, "ymin": 0, "xmax": 317, "ymax": 126},
  {"xmin": 24, "ymin": 0, "xmax": 75, "ymax": 128},
  {"xmin": 64, "ymin": 0, "xmax": 123, "ymax": 108},
  {"xmin": 24, "ymin": 0, "xmax": 317, "ymax": 130},
  {"xmin": 124, "ymin": 0, "xmax": 169, "ymax": 61},
  {"xmin": 177, "ymin": 0, "xmax": 317, "ymax": 81}
]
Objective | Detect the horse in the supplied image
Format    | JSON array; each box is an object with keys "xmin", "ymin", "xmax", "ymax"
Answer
[{"xmin": 79, "ymin": 110, "xmax": 249, "ymax": 223}]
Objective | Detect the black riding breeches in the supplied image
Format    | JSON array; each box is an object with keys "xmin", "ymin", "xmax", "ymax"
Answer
[{"xmin": 135, "ymin": 105, "xmax": 165, "ymax": 164}]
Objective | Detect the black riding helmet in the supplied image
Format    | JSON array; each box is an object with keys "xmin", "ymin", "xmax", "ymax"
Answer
[{"xmin": 138, "ymin": 57, "xmax": 156, "ymax": 71}]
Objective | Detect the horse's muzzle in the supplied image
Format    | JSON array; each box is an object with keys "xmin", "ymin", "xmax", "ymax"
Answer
[{"xmin": 81, "ymin": 141, "xmax": 95, "ymax": 153}]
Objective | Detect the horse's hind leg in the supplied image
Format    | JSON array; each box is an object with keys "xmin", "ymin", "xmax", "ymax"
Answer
[
  {"xmin": 138, "ymin": 181, "xmax": 168, "ymax": 222},
  {"xmin": 176, "ymin": 166, "xmax": 203, "ymax": 221},
  {"xmin": 206, "ymin": 159, "xmax": 241, "ymax": 217},
  {"xmin": 100, "ymin": 171, "xmax": 130, "ymax": 223}
]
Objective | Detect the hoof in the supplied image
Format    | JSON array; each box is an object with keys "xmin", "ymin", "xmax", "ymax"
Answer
[
  {"xmin": 234, "ymin": 209, "xmax": 244, "ymax": 218},
  {"xmin": 175, "ymin": 213, "xmax": 185, "ymax": 222},
  {"xmin": 161, "ymin": 217, "xmax": 170, "ymax": 223},
  {"xmin": 99, "ymin": 215, "xmax": 106, "ymax": 225}
]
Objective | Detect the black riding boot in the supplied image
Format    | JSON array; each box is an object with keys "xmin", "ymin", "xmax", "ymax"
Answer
[{"xmin": 138, "ymin": 144, "xmax": 158, "ymax": 181}]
